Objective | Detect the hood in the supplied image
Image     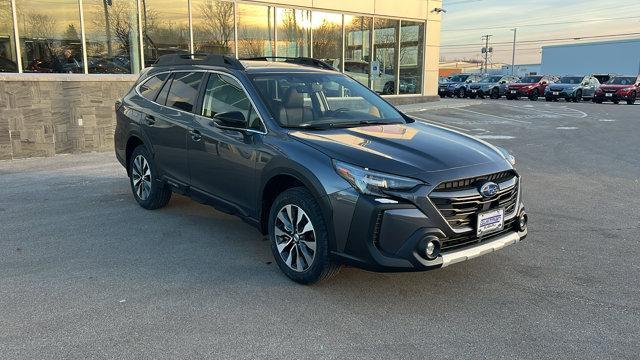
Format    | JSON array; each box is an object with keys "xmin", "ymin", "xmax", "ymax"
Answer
[
  {"xmin": 289, "ymin": 122, "xmax": 507, "ymax": 182},
  {"xmin": 600, "ymin": 84, "xmax": 631, "ymax": 91},
  {"xmin": 509, "ymin": 83, "xmax": 535, "ymax": 89},
  {"xmin": 549, "ymin": 84, "xmax": 578, "ymax": 91}
]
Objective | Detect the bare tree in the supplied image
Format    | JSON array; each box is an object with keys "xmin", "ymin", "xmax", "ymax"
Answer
[
  {"xmin": 312, "ymin": 19, "xmax": 341, "ymax": 60},
  {"xmin": 195, "ymin": 0, "xmax": 233, "ymax": 53}
]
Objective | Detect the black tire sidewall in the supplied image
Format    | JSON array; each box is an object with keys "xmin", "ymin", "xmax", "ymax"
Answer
[
  {"xmin": 129, "ymin": 145, "xmax": 162, "ymax": 208},
  {"xmin": 268, "ymin": 188, "xmax": 331, "ymax": 284}
]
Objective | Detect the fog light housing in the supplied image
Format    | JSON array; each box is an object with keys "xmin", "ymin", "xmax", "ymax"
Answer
[
  {"xmin": 419, "ymin": 236, "xmax": 441, "ymax": 260},
  {"xmin": 518, "ymin": 212, "xmax": 528, "ymax": 232}
]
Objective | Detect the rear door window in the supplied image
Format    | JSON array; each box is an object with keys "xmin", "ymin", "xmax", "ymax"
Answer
[
  {"xmin": 139, "ymin": 73, "xmax": 169, "ymax": 100},
  {"xmin": 165, "ymin": 72, "xmax": 204, "ymax": 112}
]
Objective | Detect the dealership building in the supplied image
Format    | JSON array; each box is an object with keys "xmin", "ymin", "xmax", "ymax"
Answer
[{"xmin": 0, "ymin": 0, "xmax": 442, "ymax": 159}]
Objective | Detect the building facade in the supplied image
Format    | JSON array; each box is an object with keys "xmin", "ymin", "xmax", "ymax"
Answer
[
  {"xmin": 541, "ymin": 39, "xmax": 640, "ymax": 76},
  {"xmin": 0, "ymin": 0, "xmax": 442, "ymax": 159}
]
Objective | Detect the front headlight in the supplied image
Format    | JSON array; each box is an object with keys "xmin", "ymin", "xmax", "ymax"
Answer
[
  {"xmin": 333, "ymin": 160, "xmax": 422, "ymax": 197},
  {"xmin": 497, "ymin": 147, "xmax": 516, "ymax": 166}
]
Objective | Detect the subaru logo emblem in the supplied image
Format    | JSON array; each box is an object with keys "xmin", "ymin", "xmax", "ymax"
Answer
[{"xmin": 479, "ymin": 181, "xmax": 499, "ymax": 198}]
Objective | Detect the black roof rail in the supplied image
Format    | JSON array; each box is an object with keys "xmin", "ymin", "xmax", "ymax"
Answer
[
  {"xmin": 240, "ymin": 56, "xmax": 337, "ymax": 71},
  {"xmin": 151, "ymin": 53, "xmax": 244, "ymax": 70}
]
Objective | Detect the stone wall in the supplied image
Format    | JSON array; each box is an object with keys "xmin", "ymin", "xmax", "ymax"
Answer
[
  {"xmin": 0, "ymin": 74, "xmax": 136, "ymax": 160},
  {"xmin": 0, "ymin": 73, "xmax": 437, "ymax": 160}
]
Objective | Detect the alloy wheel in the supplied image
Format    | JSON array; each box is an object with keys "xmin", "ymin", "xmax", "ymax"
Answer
[
  {"xmin": 131, "ymin": 155, "xmax": 152, "ymax": 201},
  {"xmin": 274, "ymin": 204, "xmax": 316, "ymax": 272}
]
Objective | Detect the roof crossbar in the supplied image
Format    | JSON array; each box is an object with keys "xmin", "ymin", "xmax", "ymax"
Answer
[
  {"xmin": 152, "ymin": 53, "xmax": 244, "ymax": 70},
  {"xmin": 240, "ymin": 56, "xmax": 337, "ymax": 71}
]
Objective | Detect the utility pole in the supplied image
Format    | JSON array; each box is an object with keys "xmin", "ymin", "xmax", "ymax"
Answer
[
  {"xmin": 481, "ymin": 34, "xmax": 492, "ymax": 73},
  {"xmin": 510, "ymin": 28, "xmax": 517, "ymax": 75}
]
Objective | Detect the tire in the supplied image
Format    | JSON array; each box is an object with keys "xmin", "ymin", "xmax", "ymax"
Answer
[
  {"xmin": 129, "ymin": 145, "xmax": 172, "ymax": 210},
  {"xmin": 528, "ymin": 89, "xmax": 539, "ymax": 101},
  {"xmin": 627, "ymin": 92, "xmax": 637, "ymax": 105},
  {"xmin": 574, "ymin": 90, "xmax": 582, "ymax": 103},
  {"xmin": 383, "ymin": 81, "xmax": 395, "ymax": 95},
  {"xmin": 456, "ymin": 87, "xmax": 466, "ymax": 98},
  {"xmin": 490, "ymin": 88, "xmax": 500, "ymax": 99},
  {"xmin": 268, "ymin": 187, "xmax": 340, "ymax": 284}
]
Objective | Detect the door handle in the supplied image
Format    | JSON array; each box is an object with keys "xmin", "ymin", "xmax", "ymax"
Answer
[
  {"xmin": 190, "ymin": 129, "xmax": 202, "ymax": 142},
  {"xmin": 145, "ymin": 114, "xmax": 156, "ymax": 126}
]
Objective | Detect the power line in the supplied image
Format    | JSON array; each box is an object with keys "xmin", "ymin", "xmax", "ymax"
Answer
[
  {"xmin": 441, "ymin": 31, "xmax": 640, "ymax": 48},
  {"xmin": 442, "ymin": 15, "xmax": 640, "ymax": 32}
]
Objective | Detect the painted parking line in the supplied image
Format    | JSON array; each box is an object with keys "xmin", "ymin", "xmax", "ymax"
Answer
[
  {"xmin": 451, "ymin": 107, "xmax": 532, "ymax": 124},
  {"xmin": 408, "ymin": 114, "xmax": 473, "ymax": 132},
  {"xmin": 496, "ymin": 102, "xmax": 588, "ymax": 119}
]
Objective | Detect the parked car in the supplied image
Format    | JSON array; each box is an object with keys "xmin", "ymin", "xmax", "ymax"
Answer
[
  {"xmin": 506, "ymin": 75, "xmax": 558, "ymax": 101},
  {"xmin": 438, "ymin": 74, "xmax": 483, "ymax": 98},
  {"xmin": 467, "ymin": 75, "xmax": 520, "ymax": 99},
  {"xmin": 544, "ymin": 75, "xmax": 599, "ymax": 102},
  {"xmin": 593, "ymin": 76, "xmax": 639, "ymax": 105},
  {"xmin": 114, "ymin": 54, "xmax": 528, "ymax": 284}
]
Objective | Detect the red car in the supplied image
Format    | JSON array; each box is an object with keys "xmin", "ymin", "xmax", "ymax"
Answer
[
  {"xmin": 506, "ymin": 75, "xmax": 558, "ymax": 101},
  {"xmin": 593, "ymin": 76, "xmax": 639, "ymax": 105}
]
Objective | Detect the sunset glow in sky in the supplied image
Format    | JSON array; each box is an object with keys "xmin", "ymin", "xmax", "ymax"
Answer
[{"xmin": 440, "ymin": 0, "xmax": 640, "ymax": 64}]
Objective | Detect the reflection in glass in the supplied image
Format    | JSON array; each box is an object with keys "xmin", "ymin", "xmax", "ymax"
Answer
[
  {"xmin": 276, "ymin": 8, "xmax": 310, "ymax": 57},
  {"xmin": 399, "ymin": 21, "xmax": 424, "ymax": 94},
  {"xmin": 344, "ymin": 15, "xmax": 371, "ymax": 87},
  {"xmin": 192, "ymin": 0, "xmax": 235, "ymax": 55},
  {"xmin": 312, "ymin": 11, "xmax": 341, "ymax": 70},
  {"xmin": 373, "ymin": 18, "xmax": 399, "ymax": 95},
  {"xmin": 16, "ymin": 0, "xmax": 83, "ymax": 73},
  {"xmin": 0, "ymin": 0, "xmax": 18, "ymax": 72},
  {"xmin": 84, "ymin": 0, "xmax": 141, "ymax": 74},
  {"xmin": 236, "ymin": 3, "xmax": 274, "ymax": 58},
  {"xmin": 141, "ymin": 0, "xmax": 189, "ymax": 66}
]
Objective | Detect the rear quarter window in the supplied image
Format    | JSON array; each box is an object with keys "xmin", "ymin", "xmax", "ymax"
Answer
[
  {"xmin": 165, "ymin": 72, "xmax": 204, "ymax": 112},
  {"xmin": 138, "ymin": 73, "xmax": 169, "ymax": 100}
]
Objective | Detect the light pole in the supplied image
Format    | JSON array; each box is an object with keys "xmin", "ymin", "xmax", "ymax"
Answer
[{"xmin": 510, "ymin": 28, "xmax": 517, "ymax": 75}]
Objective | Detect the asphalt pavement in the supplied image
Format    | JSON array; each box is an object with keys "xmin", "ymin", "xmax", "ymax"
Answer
[{"xmin": 1, "ymin": 98, "xmax": 638, "ymax": 359}]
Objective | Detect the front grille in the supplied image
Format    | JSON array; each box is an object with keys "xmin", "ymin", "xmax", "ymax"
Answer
[
  {"xmin": 435, "ymin": 170, "xmax": 514, "ymax": 191},
  {"xmin": 429, "ymin": 172, "xmax": 519, "ymax": 231}
]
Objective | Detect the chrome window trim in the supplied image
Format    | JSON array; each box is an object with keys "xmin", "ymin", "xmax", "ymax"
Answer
[{"xmin": 134, "ymin": 69, "xmax": 268, "ymax": 135}]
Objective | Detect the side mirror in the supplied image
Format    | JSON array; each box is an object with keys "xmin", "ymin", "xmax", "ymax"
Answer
[
  {"xmin": 213, "ymin": 111, "xmax": 247, "ymax": 129},
  {"xmin": 499, "ymin": 80, "xmax": 506, "ymax": 84},
  {"xmin": 541, "ymin": 81, "xmax": 548, "ymax": 85}
]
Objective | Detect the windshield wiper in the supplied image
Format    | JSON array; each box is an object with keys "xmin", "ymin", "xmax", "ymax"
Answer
[
  {"xmin": 287, "ymin": 120, "xmax": 403, "ymax": 130},
  {"xmin": 329, "ymin": 120, "xmax": 403, "ymax": 128}
]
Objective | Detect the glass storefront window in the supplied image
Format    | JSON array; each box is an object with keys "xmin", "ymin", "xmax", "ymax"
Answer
[
  {"xmin": 83, "ymin": 0, "xmax": 141, "ymax": 74},
  {"xmin": 311, "ymin": 11, "xmax": 341, "ymax": 70},
  {"xmin": 237, "ymin": 3, "xmax": 274, "ymax": 58},
  {"xmin": 16, "ymin": 0, "xmax": 83, "ymax": 73},
  {"xmin": 373, "ymin": 18, "xmax": 399, "ymax": 95},
  {"xmin": 192, "ymin": 0, "xmax": 235, "ymax": 55},
  {"xmin": 344, "ymin": 15, "xmax": 371, "ymax": 87},
  {"xmin": 141, "ymin": 0, "xmax": 189, "ymax": 66},
  {"xmin": 399, "ymin": 21, "xmax": 424, "ymax": 94},
  {"xmin": 275, "ymin": 8, "xmax": 310, "ymax": 57},
  {"xmin": 0, "ymin": 0, "xmax": 17, "ymax": 72}
]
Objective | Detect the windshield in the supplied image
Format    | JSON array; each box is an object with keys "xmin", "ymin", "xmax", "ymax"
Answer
[
  {"xmin": 479, "ymin": 76, "xmax": 502, "ymax": 83},
  {"xmin": 559, "ymin": 77, "xmax": 583, "ymax": 84},
  {"xmin": 449, "ymin": 74, "xmax": 470, "ymax": 82},
  {"xmin": 520, "ymin": 76, "xmax": 542, "ymax": 83},
  {"xmin": 250, "ymin": 73, "xmax": 406, "ymax": 129},
  {"xmin": 606, "ymin": 77, "xmax": 636, "ymax": 85}
]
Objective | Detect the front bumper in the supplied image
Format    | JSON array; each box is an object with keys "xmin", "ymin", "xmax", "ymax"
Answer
[
  {"xmin": 329, "ymin": 187, "xmax": 527, "ymax": 272},
  {"xmin": 546, "ymin": 90, "xmax": 574, "ymax": 99},
  {"xmin": 594, "ymin": 92, "xmax": 631, "ymax": 101}
]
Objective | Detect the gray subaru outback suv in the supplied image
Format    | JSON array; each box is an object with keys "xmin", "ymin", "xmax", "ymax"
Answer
[{"xmin": 115, "ymin": 54, "xmax": 528, "ymax": 284}]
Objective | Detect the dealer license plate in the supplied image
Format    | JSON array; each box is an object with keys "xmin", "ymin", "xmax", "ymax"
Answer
[
  {"xmin": 510, "ymin": 90, "xmax": 517, "ymax": 94},
  {"xmin": 477, "ymin": 208, "xmax": 504, "ymax": 237},
  {"xmin": 606, "ymin": 93, "xmax": 613, "ymax": 97},
  {"xmin": 471, "ymin": 89, "xmax": 477, "ymax": 93},
  {"xmin": 553, "ymin": 91, "xmax": 559, "ymax": 95}
]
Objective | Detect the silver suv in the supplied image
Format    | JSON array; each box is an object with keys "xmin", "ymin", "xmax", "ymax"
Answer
[
  {"xmin": 545, "ymin": 75, "xmax": 600, "ymax": 102},
  {"xmin": 468, "ymin": 75, "xmax": 520, "ymax": 99}
]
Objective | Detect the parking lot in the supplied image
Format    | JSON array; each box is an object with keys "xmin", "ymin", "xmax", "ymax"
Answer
[{"xmin": 1, "ymin": 99, "xmax": 638, "ymax": 359}]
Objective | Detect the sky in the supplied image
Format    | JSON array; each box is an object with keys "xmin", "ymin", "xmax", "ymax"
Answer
[{"xmin": 440, "ymin": 0, "xmax": 640, "ymax": 65}]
